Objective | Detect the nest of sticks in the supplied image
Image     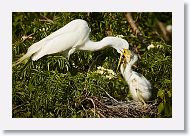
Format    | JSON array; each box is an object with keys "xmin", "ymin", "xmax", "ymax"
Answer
[{"xmin": 81, "ymin": 95, "xmax": 159, "ymax": 118}]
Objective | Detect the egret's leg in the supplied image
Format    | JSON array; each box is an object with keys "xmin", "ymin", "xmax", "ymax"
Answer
[
  {"xmin": 67, "ymin": 47, "xmax": 76, "ymax": 60},
  {"xmin": 137, "ymin": 90, "xmax": 146, "ymax": 106}
]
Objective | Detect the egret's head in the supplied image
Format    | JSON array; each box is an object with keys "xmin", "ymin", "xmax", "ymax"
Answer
[
  {"xmin": 122, "ymin": 49, "xmax": 131, "ymax": 63},
  {"xmin": 117, "ymin": 37, "xmax": 129, "ymax": 52},
  {"xmin": 104, "ymin": 36, "xmax": 129, "ymax": 52},
  {"xmin": 116, "ymin": 48, "xmax": 132, "ymax": 71},
  {"xmin": 103, "ymin": 36, "xmax": 131, "ymax": 70},
  {"xmin": 116, "ymin": 37, "xmax": 130, "ymax": 62},
  {"xmin": 109, "ymin": 37, "xmax": 131, "ymax": 71}
]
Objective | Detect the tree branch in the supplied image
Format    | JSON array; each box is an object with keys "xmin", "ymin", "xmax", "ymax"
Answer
[{"xmin": 125, "ymin": 13, "xmax": 149, "ymax": 47}]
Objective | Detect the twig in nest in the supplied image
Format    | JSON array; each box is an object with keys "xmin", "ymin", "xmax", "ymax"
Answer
[
  {"xmin": 104, "ymin": 91, "xmax": 120, "ymax": 104},
  {"xmin": 96, "ymin": 110, "xmax": 106, "ymax": 118},
  {"xmin": 87, "ymin": 96, "xmax": 159, "ymax": 118},
  {"xmin": 85, "ymin": 97, "xmax": 96, "ymax": 117}
]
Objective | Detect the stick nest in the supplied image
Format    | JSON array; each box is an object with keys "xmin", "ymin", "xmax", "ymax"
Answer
[{"xmin": 82, "ymin": 96, "xmax": 159, "ymax": 118}]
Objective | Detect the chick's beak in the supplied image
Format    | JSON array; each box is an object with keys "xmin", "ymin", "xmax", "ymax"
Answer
[
  {"xmin": 116, "ymin": 48, "xmax": 131, "ymax": 71},
  {"xmin": 123, "ymin": 49, "xmax": 131, "ymax": 63}
]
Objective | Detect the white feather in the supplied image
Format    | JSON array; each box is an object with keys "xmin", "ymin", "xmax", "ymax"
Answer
[
  {"xmin": 13, "ymin": 19, "xmax": 129, "ymax": 66},
  {"xmin": 120, "ymin": 53, "xmax": 152, "ymax": 101}
]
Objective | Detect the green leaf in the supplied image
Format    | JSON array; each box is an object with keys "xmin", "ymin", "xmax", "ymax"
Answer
[
  {"xmin": 157, "ymin": 89, "xmax": 164, "ymax": 99},
  {"xmin": 167, "ymin": 91, "xmax": 172, "ymax": 98},
  {"xmin": 16, "ymin": 92, "xmax": 25, "ymax": 96},
  {"xmin": 158, "ymin": 102, "xmax": 164, "ymax": 114}
]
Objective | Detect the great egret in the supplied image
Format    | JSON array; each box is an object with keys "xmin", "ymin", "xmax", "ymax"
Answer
[
  {"xmin": 13, "ymin": 19, "xmax": 130, "ymax": 67},
  {"xmin": 120, "ymin": 52, "xmax": 152, "ymax": 105}
]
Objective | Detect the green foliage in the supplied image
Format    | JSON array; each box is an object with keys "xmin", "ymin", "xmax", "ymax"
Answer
[{"xmin": 12, "ymin": 12, "xmax": 172, "ymax": 118}]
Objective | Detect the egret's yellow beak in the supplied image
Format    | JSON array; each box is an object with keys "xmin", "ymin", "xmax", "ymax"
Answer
[{"xmin": 117, "ymin": 49, "xmax": 131, "ymax": 70}]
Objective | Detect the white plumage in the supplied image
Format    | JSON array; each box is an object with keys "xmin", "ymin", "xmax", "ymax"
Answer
[
  {"xmin": 120, "ymin": 52, "xmax": 152, "ymax": 103},
  {"xmin": 13, "ymin": 19, "xmax": 130, "ymax": 66}
]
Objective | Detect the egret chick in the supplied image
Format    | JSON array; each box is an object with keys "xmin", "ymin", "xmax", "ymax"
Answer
[
  {"xmin": 13, "ymin": 19, "xmax": 130, "ymax": 67},
  {"xmin": 120, "ymin": 52, "xmax": 152, "ymax": 105}
]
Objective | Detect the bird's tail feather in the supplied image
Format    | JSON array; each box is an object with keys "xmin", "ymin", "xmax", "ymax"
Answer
[
  {"xmin": 12, "ymin": 42, "xmax": 43, "ymax": 67},
  {"xmin": 12, "ymin": 52, "xmax": 33, "ymax": 67}
]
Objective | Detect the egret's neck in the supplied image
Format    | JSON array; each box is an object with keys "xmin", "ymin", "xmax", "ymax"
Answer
[
  {"xmin": 129, "ymin": 54, "xmax": 138, "ymax": 66},
  {"xmin": 122, "ymin": 55, "xmax": 138, "ymax": 81},
  {"xmin": 123, "ymin": 64, "xmax": 133, "ymax": 81},
  {"xmin": 78, "ymin": 37, "xmax": 116, "ymax": 51}
]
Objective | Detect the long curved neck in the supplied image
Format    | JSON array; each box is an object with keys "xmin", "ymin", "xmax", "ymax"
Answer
[
  {"xmin": 78, "ymin": 37, "xmax": 115, "ymax": 51},
  {"xmin": 127, "ymin": 54, "xmax": 138, "ymax": 68},
  {"xmin": 123, "ymin": 54, "xmax": 138, "ymax": 81}
]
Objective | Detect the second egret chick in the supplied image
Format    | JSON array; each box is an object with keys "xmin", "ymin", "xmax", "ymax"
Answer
[{"xmin": 120, "ymin": 52, "xmax": 152, "ymax": 105}]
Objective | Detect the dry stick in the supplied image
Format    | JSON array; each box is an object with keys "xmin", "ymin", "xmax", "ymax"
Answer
[
  {"xmin": 39, "ymin": 15, "xmax": 54, "ymax": 24},
  {"xmin": 126, "ymin": 13, "xmax": 141, "ymax": 35},
  {"xmin": 96, "ymin": 110, "xmax": 105, "ymax": 118},
  {"xmin": 157, "ymin": 21, "xmax": 170, "ymax": 42},
  {"xmin": 13, "ymin": 33, "xmax": 34, "ymax": 48},
  {"xmin": 21, "ymin": 33, "xmax": 34, "ymax": 42},
  {"xmin": 12, "ymin": 103, "xmax": 25, "ymax": 110},
  {"xmin": 125, "ymin": 13, "xmax": 149, "ymax": 47},
  {"xmin": 85, "ymin": 97, "xmax": 96, "ymax": 117},
  {"xmin": 104, "ymin": 91, "xmax": 120, "ymax": 104}
]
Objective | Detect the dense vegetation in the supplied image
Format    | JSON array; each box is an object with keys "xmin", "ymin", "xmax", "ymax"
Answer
[{"xmin": 12, "ymin": 12, "xmax": 172, "ymax": 118}]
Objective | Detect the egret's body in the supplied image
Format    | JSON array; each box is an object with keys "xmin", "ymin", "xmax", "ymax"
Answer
[
  {"xmin": 13, "ymin": 19, "xmax": 130, "ymax": 66},
  {"xmin": 120, "ymin": 53, "xmax": 151, "ymax": 103}
]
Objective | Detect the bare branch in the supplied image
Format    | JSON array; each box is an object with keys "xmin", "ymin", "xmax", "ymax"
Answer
[{"xmin": 125, "ymin": 13, "xmax": 149, "ymax": 47}]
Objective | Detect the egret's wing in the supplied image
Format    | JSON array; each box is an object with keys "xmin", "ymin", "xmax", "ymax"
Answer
[
  {"xmin": 40, "ymin": 19, "xmax": 87, "ymax": 43},
  {"xmin": 31, "ymin": 19, "xmax": 90, "ymax": 61},
  {"xmin": 28, "ymin": 20, "xmax": 80, "ymax": 54},
  {"xmin": 31, "ymin": 31, "xmax": 79, "ymax": 61},
  {"xmin": 138, "ymin": 73, "xmax": 152, "ymax": 88},
  {"xmin": 133, "ymin": 72, "xmax": 152, "ymax": 90}
]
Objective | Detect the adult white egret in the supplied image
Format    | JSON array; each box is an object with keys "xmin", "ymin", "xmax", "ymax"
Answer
[
  {"xmin": 120, "ymin": 52, "xmax": 152, "ymax": 105},
  {"xmin": 13, "ymin": 19, "xmax": 130, "ymax": 67}
]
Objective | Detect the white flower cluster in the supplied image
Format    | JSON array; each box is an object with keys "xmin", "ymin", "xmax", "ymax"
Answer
[
  {"xmin": 147, "ymin": 43, "xmax": 164, "ymax": 50},
  {"xmin": 39, "ymin": 27, "xmax": 49, "ymax": 32},
  {"xmin": 116, "ymin": 35, "xmax": 124, "ymax": 38},
  {"xmin": 96, "ymin": 66, "xmax": 116, "ymax": 80}
]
